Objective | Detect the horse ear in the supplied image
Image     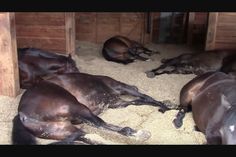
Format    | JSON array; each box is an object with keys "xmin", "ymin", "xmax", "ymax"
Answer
[{"xmin": 68, "ymin": 54, "xmax": 72, "ymax": 59}]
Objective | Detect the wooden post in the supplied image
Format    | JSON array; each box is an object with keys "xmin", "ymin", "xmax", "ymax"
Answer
[
  {"xmin": 187, "ymin": 12, "xmax": 195, "ymax": 45},
  {"xmin": 205, "ymin": 13, "xmax": 218, "ymax": 51},
  {"xmin": 0, "ymin": 12, "xmax": 20, "ymax": 97},
  {"xmin": 65, "ymin": 12, "xmax": 75, "ymax": 54}
]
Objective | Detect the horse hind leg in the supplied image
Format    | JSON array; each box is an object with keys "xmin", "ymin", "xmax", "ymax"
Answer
[
  {"xmin": 109, "ymin": 98, "xmax": 168, "ymax": 113},
  {"xmin": 172, "ymin": 105, "xmax": 191, "ymax": 128},
  {"xmin": 18, "ymin": 112, "xmax": 98, "ymax": 145},
  {"xmin": 110, "ymin": 84, "xmax": 171, "ymax": 113}
]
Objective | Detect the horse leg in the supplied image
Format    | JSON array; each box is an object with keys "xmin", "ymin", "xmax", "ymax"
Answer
[
  {"xmin": 172, "ymin": 106, "xmax": 188, "ymax": 128},
  {"xmin": 109, "ymin": 98, "xmax": 169, "ymax": 113},
  {"xmin": 70, "ymin": 105, "xmax": 150, "ymax": 140},
  {"xmin": 110, "ymin": 83, "xmax": 170, "ymax": 112},
  {"xmin": 140, "ymin": 47, "xmax": 160, "ymax": 55},
  {"xmin": 205, "ymin": 125, "xmax": 222, "ymax": 144},
  {"xmin": 135, "ymin": 54, "xmax": 150, "ymax": 61}
]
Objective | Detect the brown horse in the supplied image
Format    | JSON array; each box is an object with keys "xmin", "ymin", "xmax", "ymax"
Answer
[
  {"xmin": 12, "ymin": 73, "xmax": 170, "ymax": 145},
  {"xmin": 102, "ymin": 35, "xmax": 159, "ymax": 64},
  {"xmin": 173, "ymin": 72, "xmax": 236, "ymax": 144},
  {"xmin": 18, "ymin": 48, "xmax": 79, "ymax": 89},
  {"xmin": 145, "ymin": 50, "xmax": 236, "ymax": 78}
]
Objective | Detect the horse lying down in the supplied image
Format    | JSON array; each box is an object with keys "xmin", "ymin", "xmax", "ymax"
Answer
[
  {"xmin": 102, "ymin": 35, "xmax": 159, "ymax": 64},
  {"xmin": 145, "ymin": 50, "xmax": 236, "ymax": 78},
  {"xmin": 12, "ymin": 73, "xmax": 170, "ymax": 145},
  {"xmin": 18, "ymin": 48, "xmax": 79, "ymax": 89},
  {"xmin": 173, "ymin": 72, "xmax": 236, "ymax": 144}
]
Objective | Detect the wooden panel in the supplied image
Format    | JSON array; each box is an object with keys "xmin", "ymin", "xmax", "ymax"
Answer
[
  {"xmin": 75, "ymin": 12, "xmax": 146, "ymax": 44},
  {"xmin": 16, "ymin": 37, "xmax": 66, "ymax": 52},
  {"xmin": 187, "ymin": 12, "xmax": 195, "ymax": 45},
  {"xmin": 215, "ymin": 42, "xmax": 236, "ymax": 49},
  {"xmin": 218, "ymin": 13, "xmax": 236, "ymax": 24},
  {"xmin": 16, "ymin": 25, "xmax": 65, "ymax": 38},
  {"xmin": 151, "ymin": 12, "xmax": 160, "ymax": 43},
  {"xmin": 0, "ymin": 13, "xmax": 20, "ymax": 97},
  {"xmin": 15, "ymin": 12, "xmax": 65, "ymax": 26},
  {"xmin": 65, "ymin": 12, "xmax": 75, "ymax": 54},
  {"xmin": 205, "ymin": 12, "xmax": 236, "ymax": 50},
  {"xmin": 120, "ymin": 13, "xmax": 143, "ymax": 43},
  {"xmin": 194, "ymin": 13, "xmax": 208, "ymax": 25},
  {"xmin": 75, "ymin": 12, "xmax": 97, "ymax": 42},
  {"xmin": 15, "ymin": 12, "xmax": 72, "ymax": 54},
  {"xmin": 205, "ymin": 13, "xmax": 218, "ymax": 50},
  {"xmin": 187, "ymin": 12, "xmax": 208, "ymax": 46},
  {"xmin": 96, "ymin": 13, "xmax": 120, "ymax": 43}
]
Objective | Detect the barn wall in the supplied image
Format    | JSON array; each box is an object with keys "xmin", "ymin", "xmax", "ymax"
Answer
[
  {"xmin": 0, "ymin": 13, "xmax": 20, "ymax": 97},
  {"xmin": 187, "ymin": 12, "xmax": 208, "ymax": 45},
  {"xmin": 192, "ymin": 12, "xmax": 208, "ymax": 43},
  {"xmin": 151, "ymin": 13, "xmax": 161, "ymax": 43},
  {"xmin": 15, "ymin": 12, "xmax": 75, "ymax": 54},
  {"xmin": 214, "ymin": 13, "xmax": 236, "ymax": 49},
  {"xmin": 75, "ymin": 12, "xmax": 151, "ymax": 44}
]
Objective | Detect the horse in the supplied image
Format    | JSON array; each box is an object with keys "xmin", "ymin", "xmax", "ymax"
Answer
[
  {"xmin": 145, "ymin": 50, "xmax": 236, "ymax": 78},
  {"xmin": 102, "ymin": 35, "xmax": 159, "ymax": 64},
  {"xmin": 173, "ymin": 71, "xmax": 236, "ymax": 144},
  {"xmin": 18, "ymin": 48, "xmax": 79, "ymax": 89},
  {"xmin": 12, "ymin": 72, "xmax": 170, "ymax": 144}
]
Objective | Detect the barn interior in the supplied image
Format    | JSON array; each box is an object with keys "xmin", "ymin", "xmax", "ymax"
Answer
[{"xmin": 0, "ymin": 12, "xmax": 235, "ymax": 144}]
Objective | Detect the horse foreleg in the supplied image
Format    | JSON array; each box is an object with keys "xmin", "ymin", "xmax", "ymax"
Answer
[{"xmin": 76, "ymin": 107, "xmax": 150, "ymax": 140}]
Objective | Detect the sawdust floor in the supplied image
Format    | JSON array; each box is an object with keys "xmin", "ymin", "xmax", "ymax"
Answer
[{"xmin": 0, "ymin": 41, "xmax": 206, "ymax": 145}]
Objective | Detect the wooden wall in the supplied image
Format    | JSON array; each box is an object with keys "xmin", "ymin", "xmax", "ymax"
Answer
[
  {"xmin": 206, "ymin": 12, "xmax": 236, "ymax": 50},
  {"xmin": 187, "ymin": 12, "xmax": 208, "ymax": 45},
  {"xmin": 15, "ymin": 12, "xmax": 75, "ymax": 54},
  {"xmin": 0, "ymin": 13, "xmax": 20, "ymax": 97},
  {"xmin": 151, "ymin": 12, "xmax": 160, "ymax": 43},
  {"xmin": 75, "ymin": 12, "xmax": 151, "ymax": 44}
]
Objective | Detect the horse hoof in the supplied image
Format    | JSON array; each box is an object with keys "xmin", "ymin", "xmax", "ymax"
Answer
[
  {"xmin": 173, "ymin": 118, "xmax": 183, "ymax": 128},
  {"xmin": 133, "ymin": 130, "xmax": 151, "ymax": 141},
  {"xmin": 118, "ymin": 127, "xmax": 136, "ymax": 136},
  {"xmin": 158, "ymin": 108, "xmax": 165, "ymax": 113},
  {"xmin": 146, "ymin": 71, "xmax": 155, "ymax": 78},
  {"xmin": 145, "ymin": 59, "xmax": 151, "ymax": 62}
]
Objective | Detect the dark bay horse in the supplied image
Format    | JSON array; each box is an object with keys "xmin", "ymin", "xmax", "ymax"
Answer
[
  {"xmin": 12, "ymin": 73, "xmax": 170, "ymax": 145},
  {"xmin": 145, "ymin": 50, "xmax": 236, "ymax": 78},
  {"xmin": 173, "ymin": 72, "xmax": 236, "ymax": 144},
  {"xmin": 102, "ymin": 35, "xmax": 159, "ymax": 64},
  {"xmin": 18, "ymin": 48, "xmax": 79, "ymax": 89}
]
